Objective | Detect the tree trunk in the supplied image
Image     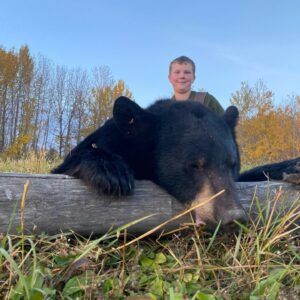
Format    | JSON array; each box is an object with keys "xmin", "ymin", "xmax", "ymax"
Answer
[{"xmin": 0, "ymin": 173, "xmax": 299, "ymax": 235}]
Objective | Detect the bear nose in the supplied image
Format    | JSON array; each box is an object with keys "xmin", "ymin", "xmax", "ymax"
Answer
[{"xmin": 222, "ymin": 209, "xmax": 247, "ymax": 232}]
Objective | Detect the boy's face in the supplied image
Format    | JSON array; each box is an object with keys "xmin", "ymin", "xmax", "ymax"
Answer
[{"xmin": 169, "ymin": 62, "xmax": 195, "ymax": 94}]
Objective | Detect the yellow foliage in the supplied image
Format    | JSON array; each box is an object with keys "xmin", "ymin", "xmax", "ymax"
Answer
[
  {"xmin": 237, "ymin": 105, "xmax": 300, "ymax": 166},
  {"xmin": 4, "ymin": 135, "xmax": 32, "ymax": 158},
  {"xmin": 84, "ymin": 79, "xmax": 133, "ymax": 135},
  {"xmin": 0, "ymin": 48, "xmax": 18, "ymax": 86},
  {"xmin": 231, "ymin": 81, "xmax": 300, "ymax": 166}
]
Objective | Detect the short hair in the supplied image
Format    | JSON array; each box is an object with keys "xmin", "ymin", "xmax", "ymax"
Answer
[{"xmin": 169, "ymin": 56, "xmax": 196, "ymax": 76}]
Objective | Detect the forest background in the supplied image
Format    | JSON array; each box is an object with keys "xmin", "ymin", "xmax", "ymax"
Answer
[{"xmin": 0, "ymin": 45, "xmax": 299, "ymax": 166}]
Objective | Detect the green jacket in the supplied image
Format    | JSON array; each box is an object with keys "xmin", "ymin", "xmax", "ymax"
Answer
[{"xmin": 172, "ymin": 91, "xmax": 225, "ymax": 116}]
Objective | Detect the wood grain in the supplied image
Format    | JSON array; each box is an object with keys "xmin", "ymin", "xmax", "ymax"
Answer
[{"xmin": 0, "ymin": 173, "xmax": 299, "ymax": 235}]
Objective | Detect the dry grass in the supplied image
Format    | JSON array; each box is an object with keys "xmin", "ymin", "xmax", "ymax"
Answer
[
  {"xmin": 0, "ymin": 151, "xmax": 61, "ymax": 174},
  {"xmin": 0, "ymin": 154, "xmax": 299, "ymax": 299}
]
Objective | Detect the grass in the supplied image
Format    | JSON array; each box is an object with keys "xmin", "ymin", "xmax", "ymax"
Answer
[
  {"xmin": 0, "ymin": 154, "xmax": 299, "ymax": 299},
  {"xmin": 0, "ymin": 151, "xmax": 60, "ymax": 174}
]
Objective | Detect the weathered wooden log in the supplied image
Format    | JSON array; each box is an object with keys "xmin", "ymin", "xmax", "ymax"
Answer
[{"xmin": 0, "ymin": 173, "xmax": 299, "ymax": 235}]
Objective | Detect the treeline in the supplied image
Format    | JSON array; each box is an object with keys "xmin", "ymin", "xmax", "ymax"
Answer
[
  {"xmin": 0, "ymin": 45, "xmax": 132, "ymax": 158},
  {"xmin": 230, "ymin": 80, "xmax": 300, "ymax": 166},
  {"xmin": 1, "ymin": 46, "xmax": 299, "ymax": 165}
]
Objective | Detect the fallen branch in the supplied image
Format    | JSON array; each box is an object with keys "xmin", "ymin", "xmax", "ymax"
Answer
[{"xmin": 0, "ymin": 173, "xmax": 299, "ymax": 235}]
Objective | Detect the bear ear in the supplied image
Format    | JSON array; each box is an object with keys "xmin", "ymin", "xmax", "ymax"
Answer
[
  {"xmin": 223, "ymin": 105, "xmax": 239, "ymax": 129},
  {"xmin": 113, "ymin": 96, "xmax": 154, "ymax": 136}
]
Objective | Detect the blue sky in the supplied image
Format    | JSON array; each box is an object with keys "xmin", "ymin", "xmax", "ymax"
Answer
[{"xmin": 1, "ymin": 0, "xmax": 300, "ymax": 108}]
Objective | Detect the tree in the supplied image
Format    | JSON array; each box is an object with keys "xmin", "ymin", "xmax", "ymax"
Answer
[
  {"xmin": 63, "ymin": 68, "xmax": 90, "ymax": 155},
  {"xmin": 84, "ymin": 76, "xmax": 132, "ymax": 136},
  {"xmin": 0, "ymin": 47, "xmax": 18, "ymax": 151},
  {"xmin": 51, "ymin": 65, "xmax": 68, "ymax": 157},
  {"xmin": 30, "ymin": 54, "xmax": 52, "ymax": 152},
  {"xmin": 0, "ymin": 46, "xmax": 134, "ymax": 157},
  {"xmin": 230, "ymin": 79, "xmax": 274, "ymax": 120},
  {"xmin": 230, "ymin": 80, "xmax": 300, "ymax": 166}
]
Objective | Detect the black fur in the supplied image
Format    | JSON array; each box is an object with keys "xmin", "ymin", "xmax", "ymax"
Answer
[
  {"xmin": 52, "ymin": 96, "xmax": 299, "ymax": 228},
  {"xmin": 239, "ymin": 157, "xmax": 300, "ymax": 182}
]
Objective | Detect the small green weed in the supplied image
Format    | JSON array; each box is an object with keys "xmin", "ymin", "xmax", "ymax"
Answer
[{"xmin": 0, "ymin": 155, "xmax": 299, "ymax": 299}]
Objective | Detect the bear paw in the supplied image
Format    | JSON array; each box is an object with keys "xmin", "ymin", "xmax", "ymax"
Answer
[{"xmin": 60, "ymin": 148, "xmax": 135, "ymax": 196}]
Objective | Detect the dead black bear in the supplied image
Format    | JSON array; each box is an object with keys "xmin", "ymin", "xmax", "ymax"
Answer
[
  {"xmin": 239, "ymin": 157, "xmax": 300, "ymax": 184},
  {"xmin": 52, "ymin": 97, "xmax": 300, "ymax": 230}
]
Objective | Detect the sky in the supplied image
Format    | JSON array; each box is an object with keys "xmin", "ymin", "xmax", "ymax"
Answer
[{"xmin": 1, "ymin": 0, "xmax": 300, "ymax": 108}]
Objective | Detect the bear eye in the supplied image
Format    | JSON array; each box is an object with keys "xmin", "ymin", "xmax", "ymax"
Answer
[{"xmin": 191, "ymin": 158, "xmax": 206, "ymax": 170}]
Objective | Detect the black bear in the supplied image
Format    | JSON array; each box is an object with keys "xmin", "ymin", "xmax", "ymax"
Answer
[
  {"xmin": 52, "ymin": 97, "xmax": 300, "ymax": 230},
  {"xmin": 239, "ymin": 157, "xmax": 300, "ymax": 184}
]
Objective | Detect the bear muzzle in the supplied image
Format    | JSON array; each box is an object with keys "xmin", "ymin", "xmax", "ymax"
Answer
[{"xmin": 190, "ymin": 183, "xmax": 247, "ymax": 231}]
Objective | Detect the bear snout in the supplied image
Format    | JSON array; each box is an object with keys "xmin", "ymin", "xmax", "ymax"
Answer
[{"xmin": 190, "ymin": 184, "xmax": 247, "ymax": 231}]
